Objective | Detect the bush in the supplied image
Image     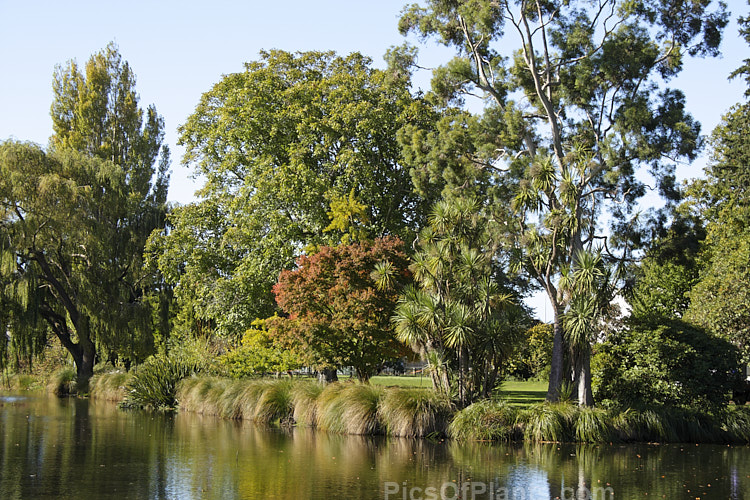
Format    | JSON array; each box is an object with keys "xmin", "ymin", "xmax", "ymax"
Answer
[
  {"xmin": 121, "ymin": 353, "xmax": 203, "ymax": 410},
  {"xmin": 594, "ymin": 318, "xmax": 742, "ymax": 411}
]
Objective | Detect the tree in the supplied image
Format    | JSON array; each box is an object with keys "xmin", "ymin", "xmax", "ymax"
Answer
[
  {"xmin": 389, "ymin": 197, "xmax": 530, "ymax": 406},
  {"xmin": 683, "ymin": 10, "xmax": 750, "ymax": 365},
  {"xmin": 0, "ymin": 44, "xmax": 170, "ymax": 385},
  {"xmin": 397, "ymin": 0, "xmax": 727, "ymax": 404},
  {"xmin": 594, "ymin": 317, "xmax": 742, "ymax": 410},
  {"xmin": 215, "ymin": 318, "xmax": 302, "ymax": 378},
  {"xmin": 269, "ymin": 237, "xmax": 410, "ymax": 382},
  {"xmin": 151, "ymin": 50, "xmax": 434, "ymax": 337}
]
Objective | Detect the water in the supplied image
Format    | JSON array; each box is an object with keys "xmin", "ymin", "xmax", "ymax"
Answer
[{"xmin": 1, "ymin": 394, "xmax": 749, "ymax": 499}]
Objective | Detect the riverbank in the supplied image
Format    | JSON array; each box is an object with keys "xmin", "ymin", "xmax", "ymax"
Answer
[{"xmin": 85, "ymin": 372, "xmax": 750, "ymax": 444}]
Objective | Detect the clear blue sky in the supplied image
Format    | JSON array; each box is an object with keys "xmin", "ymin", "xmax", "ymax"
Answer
[{"xmin": 1, "ymin": 0, "xmax": 748, "ymax": 318}]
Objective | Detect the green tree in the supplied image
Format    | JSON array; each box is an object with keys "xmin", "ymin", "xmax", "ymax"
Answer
[
  {"xmin": 0, "ymin": 44, "xmax": 170, "ymax": 384},
  {"xmin": 269, "ymin": 237, "xmax": 411, "ymax": 382},
  {"xmin": 151, "ymin": 50, "xmax": 434, "ymax": 337},
  {"xmin": 390, "ymin": 197, "xmax": 530, "ymax": 406},
  {"xmin": 594, "ymin": 317, "xmax": 742, "ymax": 410},
  {"xmin": 683, "ymin": 10, "xmax": 750, "ymax": 364},
  {"xmin": 216, "ymin": 318, "xmax": 302, "ymax": 378},
  {"xmin": 397, "ymin": 0, "xmax": 727, "ymax": 404}
]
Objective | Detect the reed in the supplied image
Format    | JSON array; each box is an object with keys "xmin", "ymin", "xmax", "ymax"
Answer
[
  {"xmin": 448, "ymin": 399, "xmax": 519, "ymax": 441},
  {"xmin": 379, "ymin": 388, "xmax": 452, "ymax": 438},
  {"xmin": 316, "ymin": 382, "xmax": 384, "ymax": 435},
  {"xmin": 89, "ymin": 371, "xmax": 131, "ymax": 402}
]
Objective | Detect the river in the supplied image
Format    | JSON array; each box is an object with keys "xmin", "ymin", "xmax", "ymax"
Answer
[{"xmin": 1, "ymin": 394, "xmax": 748, "ymax": 499}]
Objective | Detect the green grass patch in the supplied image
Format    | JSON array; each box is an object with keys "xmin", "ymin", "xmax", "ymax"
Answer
[
  {"xmin": 497, "ymin": 380, "xmax": 548, "ymax": 406},
  {"xmin": 368, "ymin": 375, "xmax": 432, "ymax": 388}
]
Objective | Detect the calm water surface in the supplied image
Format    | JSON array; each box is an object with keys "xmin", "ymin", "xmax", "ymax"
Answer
[{"xmin": 1, "ymin": 394, "xmax": 749, "ymax": 499}]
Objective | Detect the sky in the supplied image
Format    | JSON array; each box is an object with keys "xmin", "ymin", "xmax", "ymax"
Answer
[{"xmin": 1, "ymin": 0, "xmax": 748, "ymax": 319}]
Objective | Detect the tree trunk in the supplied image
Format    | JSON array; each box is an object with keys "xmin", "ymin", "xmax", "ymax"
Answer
[
  {"xmin": 547, "ymin": 308, "xmax": 566, "ymax": 402},
  {"xmin": 318, "ymin": 368, "xmax": 338, "ymax": 384},
  {"xmin": 576, "ymin": 346, "xmax": 594, "ymax": 406}
]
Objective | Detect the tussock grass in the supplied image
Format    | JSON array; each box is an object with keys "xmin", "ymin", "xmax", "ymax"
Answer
[
  {"xmin": 121, "ymin": 354, "xmax": 203, "ymax": 410},
  {"xmin": 448, "ymin": 400, "xmax": 519, "ymax": 441},
  {"xmin": 722, "ymin": 406, "xmax": 750, "ymax": 443},
  {"xmin": 46, "ymin": 367, "xmax": 76, "ymax": 396},
  {"xmin": 379, "ymin": 388, "xmax": 452, "ymax": 438},
  {"xmin": 518, "ymin": 403, "xmax": 577, "ymax": 442},
  {"xmin": 574, "ymin": 407, "xmax": 615, "ymax": 443},
  {"xmin": 89, "ymin": 372, "xmax": 131, "ymax": 402},
  {"xmin": 316, "ymin": 382, "xmax": 384, "ymax": 435},
  {"xmin": 176, "ymin": 377, "xmax": 295, "ymax": 424},
  {"xmin": 253, "ymin": 379, "xmax": 294, "ymax": 425},
  {"xmin": 291, "ymin": 380, "xmax": 324, "ymax": 427}
]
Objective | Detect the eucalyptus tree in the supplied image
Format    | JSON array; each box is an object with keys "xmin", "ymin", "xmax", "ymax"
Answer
[
  {"xmin": 151, "ymin": 50, "xmax": 434, "ymax": 337},
  {"xmin": 389, "ymin": 197, "xmax": 530, "ymax": 406},
  {"xmin": 0, "ymin": 44, "xmax": 170, "ymax": 384},
  {"xmin": 396, "ymin": 0, "xmax": 727, "ymax": 404}
]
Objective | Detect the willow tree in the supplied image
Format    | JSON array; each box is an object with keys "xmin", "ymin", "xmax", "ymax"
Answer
[
  {"xmin": 397, "ymin": 0, "xmax": 727, "ymax": 404},
  {"xmin": 0, "ymin": 44, "xmax": 170, "ymax": 384}
]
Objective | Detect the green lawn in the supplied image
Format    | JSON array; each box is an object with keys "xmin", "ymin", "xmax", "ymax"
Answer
[
  {"xmin": 498, "ymin": 380, "xmax": 548, "ymax": 406},
  {"xmin": 368, "ymin": 375, "xmax": 432, "ymax": 388}
]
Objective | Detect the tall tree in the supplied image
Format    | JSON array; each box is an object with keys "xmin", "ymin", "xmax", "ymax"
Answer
[
  {"xmin": 151, "ymin": 50, "xmax": 434, "ymax": 337},
  {"xmin": 684, "ymin": 10, "xmax": 750, "ymax": 364},
  {"xmin": 0, "ymin": 44, "xmax": 170, "ymax": 384},
  {"xmin": 397, "ymin": 0, "xmax": 727, "ymax": 404}
]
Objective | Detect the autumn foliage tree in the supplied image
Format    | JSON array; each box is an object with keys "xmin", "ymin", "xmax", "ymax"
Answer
[{"xmin": 269, "ymin": 237, "xmax": 410, "ymax": 382}]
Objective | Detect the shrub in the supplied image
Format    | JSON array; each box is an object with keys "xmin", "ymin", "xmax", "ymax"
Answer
[{"xmin": 594, "ymin": 318, "xmax": 742, "ymax": 411}]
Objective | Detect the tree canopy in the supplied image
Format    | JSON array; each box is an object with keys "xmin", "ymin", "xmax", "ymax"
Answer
[
  {"xmin": 396, "ymin": 0, "xmax": 728, "ymax": 404},
  {"xmin": 0, "ymin": 43, "xmax": 170, "ymax": 384},
  {"xmin": 269, "ymin": 237, "xmax": 411, "ymax": 382},
  {"xmin": 150, "ymin": 50, "xmax": 434, "ymax": 336}
]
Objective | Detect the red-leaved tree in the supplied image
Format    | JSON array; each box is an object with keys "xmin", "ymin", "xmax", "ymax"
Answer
[{"xmin": 269, "ymin": 237, "xmax": 410, "ymax": 382}]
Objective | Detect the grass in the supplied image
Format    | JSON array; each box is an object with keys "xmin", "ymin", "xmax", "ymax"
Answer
[
  {"xmin": 497, "ymin": 380, "xmax": 548, "ymax": 406},
  {"xmin": 46, "ymin": 367, "xmax": 77, "ymax": 396},
  {"xmin": 448, "ymin": 400, "xmax": 519, "ymax": 441},
  {"xmin": 379, "ymin": 388, "xmax": 452, "ymax": 437},
  {"xmin": 89, "ymin": 371, "xmax": 131, "ymax": 402},
  {"xmin": 316, "ymin": 383, "xmax": 384, "ymax": 434}
]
